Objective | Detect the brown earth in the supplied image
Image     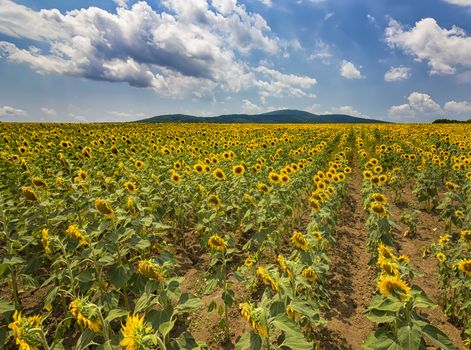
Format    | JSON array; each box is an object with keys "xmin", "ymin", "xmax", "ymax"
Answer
[{"xmin": 316, "ymin": 160, "xmax": 376, "ymax": 350}]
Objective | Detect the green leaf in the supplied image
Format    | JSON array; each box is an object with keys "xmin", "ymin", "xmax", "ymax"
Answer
[
  {"xmin": 363, "ymin": 329, "xmax": 402, "ymax": 350},
  {"xmin": 133, "ymin": 293, "xmax": 152, "ymax": 313},
  {"xmin": 159, "ymin": 320, "xmax": 175, "ymax": 338},
  {"xmin": 235, "ymin": 332, "xmax": 262, "ymax": 350},
  {"xmin": 421, "ymin": 324, "xmax": 457, "ymax": 350},
  {"xmin": 170, "ymin": 331, "xmax": 200, "ymax": 350},
  {"xmin": 222, "ymin": 289, "xmax": 235, "ymax": 308},
  {"xmin": 270, "ymin": 301, "xmax": 285, "ymax": 317},
  {"xmin": 0, "ymin": 298, "xmax": 15, "ymax": 313},
  {"xmin": 105, "ymin": 308, "xmax": 128, "ymax": 322},
  {"xmin": 410, "ymin": 285, "xmax": 436, "ymax": 309},
  {"xmin": 175, "ymin": 293, "xmax": 202, "ymax": 314},
  {"xmin": 147, "ymin": 307, "xmax": 173, "ymax": 330},
  {"xmin": 107, "ymin": 264, "xmax": 133, "ymax": 289},
  {"xmin": 75, "ymin": 329, "xmax": 96, "ymax": 350},
  {"xmin": 364, "ymin": 308, "xmax": 397, "ymax": 324},
  {"xmin": 397, "ymin": 320, "xmax": 422, "ymax": 350},
  {"xmin": 76, "ymin": 269, "xmax": 95, "ymax": 283}
]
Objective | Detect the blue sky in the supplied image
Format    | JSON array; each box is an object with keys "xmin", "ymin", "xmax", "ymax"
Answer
[{"xmin": 0, "ymin": 0, "xmax": 471, "ymax": 122}]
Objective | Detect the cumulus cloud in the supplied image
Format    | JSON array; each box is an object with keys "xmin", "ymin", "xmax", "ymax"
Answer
[
  {"xmin": 384, "ymin": 66, "xmax": 411, "ymax": 82},
  {"xmin": 0, "ymin": 0, "xmax": 283, "ymax": 98},
  {"xmin": 40, "ymin": 107, "xmax": 57, "ymax": 116},
  {"xmin": 0, "ymin": 105, "xmax": 26, "ymax": 117},
  {"xmin": 442, "ymin": 0, "xmax": 471, "ymax": 6},
  {"xmin": 385, "ymin": 18, "xmax": 471, "ymax": 75},
  {"xmin": 113, "ymin": 0, "xmax": 129, "ymax": 8},
  {"xmin": 340, "ymin": 60, "xmax": 363, "ymax": 79},
  {"xmin": 253, "ymin": 66, "xmax": 317, "ymax": 103},
  {"xmin": 241, "ymin": 99, "xmax": 263, "ymax": 114},
  {"xmin": 444, "ymin": 101, "xmax": 471, "ymax": 115},
  {"xmin": 258, "ymin": 0, "xmax": 273, "ymax": 7},
  {"xmin": 388, "ymin": 92, "xmax": 443, "ymax": 119},
  {"xmin": 333, "ymin": 105, "xmax": 369, "ymax": 118}
]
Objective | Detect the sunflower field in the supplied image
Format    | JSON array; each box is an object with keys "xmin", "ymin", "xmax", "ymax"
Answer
[{"xmin": 0, "ymin": 123, "xmax": 470, "ymax": 350}]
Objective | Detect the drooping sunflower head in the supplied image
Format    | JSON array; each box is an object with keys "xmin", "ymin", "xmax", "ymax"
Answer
[
  {"xmin": 377, "ymin": 243, "xmax": 395, "ymax": 260},
  {"xmin": 370, "ymin": 202, "xmax": 387, "ymax": 218},
  {"xmin": 69, "ymin": 298, "xmax": 101, "ymax": 332},
  {"xmin": 207, "ymin": 194, "xmax": 221, "ymax": 209},
  {"xmin": 137, "ymin": 259, "xmax": 166, "ymax": 282},
  {"xmin": 239, "ymin": 303, "xmax": 267, "ymax": 337},
  {"xmin": 302, "ymin": 267, "xmax": 317, "ymax": 283},
  {"xmin": 377, "ymin": 275, "xmax": 411, "ymax": 301},
  {"xmin": 291, "ymin": 231, "xmax": 308, "ymax": 251},
  {"xmin": 377, "ymin": 257, "xmax": 399, "ymax": 276},
  {"xmin": 21, "ymin": 186, "xmax": 39, "ymax": 202},
  {"xmin": 32, "ymin": 177, "xmax": 47, "ymax": 188},
  {"xmin": 95, "ymin": 198, "xmax": 114, "ymax": 217},
  {"xmin": 257, "ymin": 182, "xmax": 270, "ymax": 194},
  {"xmin": 8, "ymin": 310, "xmax": 43, "ymax": 350},
  {"xmin": 257, "ymin": 266, "xmax": 279, "ymax": 291},
  {"xmin": 120, "ymin": 314, "xmax": 152, "ymax": 350},
  {"xmin": 208, "ymin": 235, "xmax": 228, "ymax": 252}
]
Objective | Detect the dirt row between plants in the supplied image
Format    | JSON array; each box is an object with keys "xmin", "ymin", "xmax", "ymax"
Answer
[
  {"xmin": 316, "ymin": 160, "xmax": 376, "ymax": 350},
  {"xmin": 385, "ymin": 185, "xmax": 465, "ymax": 349}
]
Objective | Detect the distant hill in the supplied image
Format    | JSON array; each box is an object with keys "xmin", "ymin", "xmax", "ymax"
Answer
[
  {"xmin": 432, "ymin": 118, "xmax": 471, "ymax": 124},
  {"xmin": 135, "ymin": 109, "xmax": 388, "ymax": 124}
]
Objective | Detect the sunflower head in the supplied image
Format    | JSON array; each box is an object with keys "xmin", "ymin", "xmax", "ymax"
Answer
[
  {"xmin": 137, "ymin": 259, "xmax": 166, "ymax": 282},
  {"xmin": 8, "ymin": 310, "xmax": 43, "ymax": 350},
  {"xmin": 207, "ymin": 194, "xmax": 221, "ymax": 209},
  {"xmin": 21, "ymin": 186, "xmax": 39, "ymax": 202},
  {"xmin": 120, "ymin": 314, "xmax": 153, "ymax": 350},
  {"xmin": 232, "ymin": 164, "xmax": 245, "ymax": 176},
  {"xmin": 377, "ymin": 275, "xmax": 411, "ymax": 301},
  {"xmin": 268, "ymin": 172, "xmax": 281, "ymax": 184},
  {"xmin": 291, "ymin": 231, "xmax": 308, "ymax": 251},
  {"xmin": 435, "ymin": 252, "xmax": 446, "ymax": 263},
  {"xmin": 460, "ymin": 230, "xmax": 471, "ymax": 243},
  {"xmin": 95, "ymin": 198, "xmax": 114, "ymax": 217},
  {"xmin": 208, "ymin": 235, "xmax": 228, "ymax": 252},
  {"xmin": 212, "ymin": 168, "xmax": 226, "ymax": 181},
  {"xmin": 124, "ymin": 181, "xmax": 137, "ymax": 193},
  {"xmin": 457, "ymin": 259, "xmax": 471, "ymax": 277}
]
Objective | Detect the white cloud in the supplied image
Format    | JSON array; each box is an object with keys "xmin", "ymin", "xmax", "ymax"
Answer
[
  {"xmin": 444, "ymin": 101, "xmax": 471, "ymax": 115},
  {"xmin": 367, "ymin": 14, "xmax": 376, "ymax": 24},
  {"xmin": 384, "ymin": 66, "xmax": 411, "ymax": 82},
  {"xmin": 113, "ymin": 0, "xmax": 129, "ymax": 8},
  {"xmin": 0, "ymin": 105, "xmax": 26, "ymax": 117},
  {"xmin": 309, "ymin": 39, "xmax": 332, "ymax": 64},
  {"xmin": 241, "ymin": 99, "xmax": 263, "ymax": 114},
  {"xmin": 324, "ymin": 12, "xmax": 334, "ymax": 20},
  {"xmin": 40, "ymin": 107, "xmax": 56, "ymax": 116},
  {"xmin": 388, "ymin": 103, "xmax": 414, "ymax": 117},
  {"xmin": 457, "ymin": 70, "xmax": 471, "ymax": 83},
  {"xmin": 385, "ymin": 18, "xmax": 471, "ymax": 75},
  {"xmin": 442, "ymin": 0, "xmax": 471, "ymax": 6},
  {"xmin": 340, "ymin": 60, "xmax": 363, "ymax": 79},
  {"xmin": 333, "ymin": 105, "xmax": 369, "ymax": 118},
  {"xmin": 0, "ymin": 0, "xmax": 280, "ymax": 98},
  {"xmin": 253, "ymin": 66, "xmax": 317, "ymax": 103},
  {"xmin": 259, "ymin": 0, "xmax": 273, "ymax": 7},
  {"xmin": 388, "ymin": 92, "xmax": 443, "ymax": 119}
]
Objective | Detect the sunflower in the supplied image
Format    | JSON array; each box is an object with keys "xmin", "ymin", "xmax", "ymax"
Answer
[
  {"xmin": 371, "ymin": 193, "xmax": 387, "ymax": 204},
  {"xmin": 134, "ymin": 160, "xmax": 144, "ymax": 169},
  {"xmin": 170, "ymin": 171, "xmax": 181, "ymax": 185},
  {"xmin": 379, "ymin": 174, "xmax": 388, "ymax": 184},
  {"xmin": 212, "ymin": 168, "xmax": 226, "ymax": 181},
  {"xmin": 257, "ymin": 266, "xmax": 279, "ymax": 291},
  {"xmin": 280, "ymin": 174, "xmax": 290, "ymax": 184},
  {"xmin": 232, "ymin": 164, "xmax": 245, "ymax": 176},
  {"xmin": 193, "ymin": 163, "xmax": 204, "ymax": 173},
  {"xmin": 66, "ymin": 224, "xmax": 89, "ymax": 246},
  {"xmin": 32, "ymin": 177, "xmax": 47, "ymax": 188},
  {"xmin": 120, "ymin": 314, "xmax": 153, "ymax": 350},
  {"xmin": 377, "ymin": 275, "xmax": 411, "ymax": 300},
  {"xmin": 286, "ymin": 305, "xmax": 299, "ymax": 320},
  {"xmin": 291, "ymin": 231, "xmax": 308, "ymax": 251},
  {"xmin": 454, "ymin": 210, "xmax": 464, "ymax": 218},
  {"xmin": 309, "ymin": 198, "xmax": 321, "ymax": 211},
  {"xmin": 8, "ymin": 311, "xmax": 42, "ymax": 350},
  {"xmin": 41, "ymin": 228, "xmax": 51, "ymax": 255},
  {"xmin": 137, "ymin": 259, "xmax": 166, "ymax": 282},
  {"xmin": 277, "ymin": 255, "xmax": 293, "ymax": 279},
  {"xmin": 208, "ymin": 235, "xmax": 228, "ymax": 252},
  {"xmin": 207, "ymin": 194, "xmax": 221, "ymax": 209},
  {"xmin": 438, "ymin": 234, "xmax": 451, "ymax": 245},
  {"xmin": 124, "ymin": 181, "xmax": 137, "ymax": 193},
  {"xmin": 240, "ymin": 303, "xmax": 267, "ymax": 337},
  {"xmin": 398, "ymin": 255, "xmax": 410, "ymax": 264},
  {"xmin": 69, "ymin": 298, "xmax": 101, "ymax": 332},
  {"xmin": 257, "ymin": 182, "xmax": 270, "ymax": 194},
  {"xmin": 95, "ymin": 198, "xmax": 114, "ymax": 217},
  {"xmin": 435, "ymin": 252, "xmax": 446, "ymax": 263},
  {"xmin": 244, "ymin": 256, "xmax": 256, "ymax": 267},
  {"xmin": 268, "ymin": 172, "xmax": 281, "ymax": 184},
  {"xmin": 460, "ymin": 230, "xmax": 471, "ymax": 243},
  {"xmin": 370, "ymin": 202, "xmax": 387, "ymax": 218},
  {"xmin": 371, "ymin": 176, "xmax": 380, "ymax": 185},
  {"xmin": 377, "ymin": 257, "xmax": 399, "ymax": 276},
  {"xmin": 302, "ymin": 267, "xmax": 317, "ymax": 283},
  {"xmin": 457, "ymin": 259, "xmax": 471, "ymax": 277},
  {"xmin": 21, "ymin": 186, "xmax": 39, "ymax": 202},
  {"xmin": 77, "ymin": 169, "xmax": 88, "ymax": 181},
  {"xmin": 363, "ymin": 170, "xmax": 372, "ymax": 178},
  {"xmin": 377, "ymin": 243, "xmax": 395, "ymax": 260}
]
